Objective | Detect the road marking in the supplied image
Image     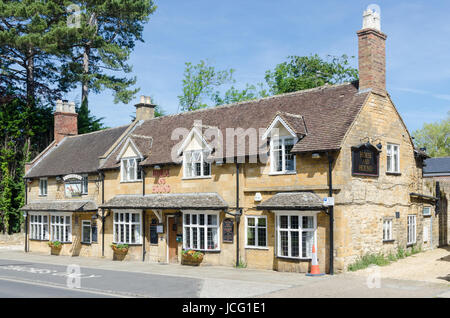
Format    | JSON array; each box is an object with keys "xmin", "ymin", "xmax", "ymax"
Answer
[{"xmin": 0, "ymin": 276, "xmax": 133, "ymax": 298}]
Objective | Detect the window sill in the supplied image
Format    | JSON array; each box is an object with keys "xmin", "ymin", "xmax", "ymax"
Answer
[
  {"xmin": 120, "ymin": 180, "xmax": 143, "ymax": 184},
  {"xmin": 406, "ymin": 242, "xmax": 417, "ymax": 247},
  {"xmin": 183, "ymin": 249, "xmax": 221, "ymax": 253},
  {"xmin": 383, "ymin": 239, "xmax": 395, "ymax": 243},
  {"xmin": 38, "ymin": 195, "xmax": 48, "ymax": 197},
  {"xmin": 269, "ymin": 171, "xmax": 297, "ymax": 176},
  {"xmin": 182, "ymin": 176, "xmax": 212, "ymax": 180},
  {"xmin": 29, "ymin": 239, "xmax": 49, "ymax": 242},
  {"xmin": 245, "ymin": 246, "xmax": 269, "ymax": 250},
  {"xmin": 276, "ymin": 256, "xmax": 312, "ymax": 261},
  {"xmin": 386, "ymin": 172, "xmax": 401, "ymax": 176}
]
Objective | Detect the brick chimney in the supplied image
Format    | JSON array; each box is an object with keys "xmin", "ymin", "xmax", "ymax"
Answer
[
  {"xmin": 54, "ymin": 100, "xmax": 78, "ymax": 144},
  {"xmin": 357, "ymin": 6, "xmax": 387, "ymax": 95},
  {"xmin": 135, "ymin": 96, "xmax": 155, "ymax": 121}
]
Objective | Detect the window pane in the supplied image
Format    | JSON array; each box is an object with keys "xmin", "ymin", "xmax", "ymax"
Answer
[
  {"xmin": 192, "ymin": 214, "xmax": 197, "ymax": 225},
  {"xmin": 302, "ymin": 216, "xmax": 314, "ymax": 229},
  {"xmin": 291, "ymin": 232, "xmax": 299, "ymax": 257},
  {"xmin": 280, "ymin": 231, "xmax": 289, "ymax": 256},
  {"xmin": 257, "ymin": 227, "xmax": 266, "ymax": 247},
  {"xmin": 207, "ymin": 228, "xmax": 218, "ymax": 250},
  {"xmin": 247, "ymin": 227, "xmax": 256, "ymax": 246},
  {"xmin": 290, "ymin": 216, "xmax": 299, "ymax": 229},
  {"xmin": 184, "ymin": 214, "xmax": 190, "ymax": 225},
  {"xmin": 199, "ymin": 214, "xmax": 205, "ymax": 226},
  {"xmin": 208, "ymin": 215, "xmax": 217, "ymax": 226},
  {"xmin": 248, "ymin": 217, "xmax": 255, "ymax": 227},
  {"xmin": 302, "ymin": 231, "xmax": 314, "ymax": 258},
  {"xmin": 285, "ymin": 140, "xmax": 295, "ymax": 171},
  {"xmin": 257, "ymin": 218, "xmax": 266, "ymax": 227},
  {"xmin": 199, "ymin": 227, "xmax": 205, "ymax": 250},
  {"xmin": 280, "ymin": 216, "xmax": 288, "ymax": 229},
  {"xmin": 91, "ymin": 226, "xmax": 98, "ymax": 243},
  {"xmin": 193, "ymin": 228, "xmax": 198, "ymax": 249}
]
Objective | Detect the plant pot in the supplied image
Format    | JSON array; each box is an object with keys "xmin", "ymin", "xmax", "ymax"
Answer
[
  {"xmin": 50, "ymin": 246, "xmax": 62, "ymax": 256},
  {"xmin": 112, "ymin": 246, "xmax": 128, "ymax": 261},
  {"xmin": 181, "ymin": 254, "xmax": 204, "ymax": 266}
]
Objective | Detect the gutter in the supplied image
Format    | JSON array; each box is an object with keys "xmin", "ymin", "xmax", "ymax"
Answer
[{"xmin": 327, "ymin": 152, "xmax": 334, "ymax": 275}]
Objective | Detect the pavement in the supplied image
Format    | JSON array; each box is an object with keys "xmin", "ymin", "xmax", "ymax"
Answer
[{"xmin": 0, "ymin": 247, "xmax": 448, "ymax": 298}]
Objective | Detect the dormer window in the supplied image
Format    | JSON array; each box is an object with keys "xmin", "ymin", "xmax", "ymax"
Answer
[
  {"xmin": 270, "ymin": 136, "xmax": 296, "ymax": 174},
  {"xmin": 121, "ymin": 158, "xmax": 143, "ymax": 182},
  {"xmin": 184, "ymin": 150, "xmax": 211, "ymax": 178}
]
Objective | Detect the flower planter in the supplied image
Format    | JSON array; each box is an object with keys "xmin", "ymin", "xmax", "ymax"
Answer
[
  {"xmin": 48, "ymin": 242, "xmax": 62, "ymax": 255},
  {"xmin": 111, "ymin": 245, "xmax": 129, "ymax": 261},
  {"xmin": 181, "ymin": 251, "xmax": 204, "ymax": 266}
]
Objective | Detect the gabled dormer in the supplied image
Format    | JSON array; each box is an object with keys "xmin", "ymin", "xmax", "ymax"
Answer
[
  {"xmin": 177, "ymin": 125, "xmax": 214, "ymax": 179},
  {"xmin": 117, "ymin": 137, "xmax": 144, "ymax": 183},
  {"xmin": 262, "ymin": 112, "xmax": 307, "ymax": 175}
]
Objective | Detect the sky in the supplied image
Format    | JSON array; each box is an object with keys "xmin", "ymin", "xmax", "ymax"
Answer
[{"xmin": 66, "ymin": 0, "xmax": 450, "ymax": 133}]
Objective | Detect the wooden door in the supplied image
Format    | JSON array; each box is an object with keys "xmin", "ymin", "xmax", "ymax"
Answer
[{"xmin": 168, "ymin": 217, "xmax": 178, "ymax": 263}]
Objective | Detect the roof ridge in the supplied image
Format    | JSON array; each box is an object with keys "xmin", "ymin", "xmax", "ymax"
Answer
[
  {"xmin": 67, "ymin": 124, "xmax": 131, "ymax": 139},
  {"xmin": 140, "ymin": 82, "xmax": 355, "ymax": 123}
]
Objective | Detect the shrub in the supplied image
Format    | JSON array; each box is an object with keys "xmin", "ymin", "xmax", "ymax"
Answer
[{"xmin": 48, "ymin": 241, "xmax": 62, "ymax": 248}]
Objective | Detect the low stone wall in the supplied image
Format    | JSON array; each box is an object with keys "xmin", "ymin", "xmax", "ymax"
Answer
[{"xmin": 0, "ymin": 232, "xmax": 25, "ymax": 245}]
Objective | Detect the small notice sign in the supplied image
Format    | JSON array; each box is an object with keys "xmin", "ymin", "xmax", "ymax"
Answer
[
  {"xmin": 222, "ymin": 218, "xmax": 234, "ymax": 243},
  {"xmin": 323, "ymin": 197, "xmax": 335, "ymax": 206}
]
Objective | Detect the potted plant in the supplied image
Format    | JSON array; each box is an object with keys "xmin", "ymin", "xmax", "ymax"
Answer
[
  {"xmin": 181, "ymin": 250, "xmax": 204, "ymax": 266},
  {"xmin": 48, "ymin": 241, "xmax": 62, "ymax": 255},
  {"xmin": 111, "ymin": 243, "xmax": 129, "ymax": 261}
]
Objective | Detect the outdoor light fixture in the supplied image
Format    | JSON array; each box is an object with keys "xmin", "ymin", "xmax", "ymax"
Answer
[
  {"xmin": 154, "ymin": 165, "xmax": 161, "ymax": 170},
  {"xmin": 23, "ymin": 211, "xmax": 27, "ymax": 217},
  {"xmin": 377, "ymin": 143, "xmax": 382, "ymax": 150},
  {"xmin": 91, "ymin": 213, "xmax": 98, "ymax": 220},
  {"xmin": 312, "ymin": 153, "xmax": 321, "ymax": 159}
]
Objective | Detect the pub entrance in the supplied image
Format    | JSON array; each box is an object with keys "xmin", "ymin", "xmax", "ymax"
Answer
[{"xmin": 167, "ymin": 216, "xmax": 179, "ymax": 263}]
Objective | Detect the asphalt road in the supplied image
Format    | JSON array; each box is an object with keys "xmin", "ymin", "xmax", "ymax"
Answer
[{"xmin": 0, "ymin": 258, "xmax": 201, "ymax": 298}]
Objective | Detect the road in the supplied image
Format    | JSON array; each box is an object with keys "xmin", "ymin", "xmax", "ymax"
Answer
[{"xmin": 0, "ymin": 254, "xmax": 448, "ymax": 298}]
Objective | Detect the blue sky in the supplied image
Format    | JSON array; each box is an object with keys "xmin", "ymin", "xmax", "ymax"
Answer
[{"xmin": 66, "ymin": 0, "xmax": 450, "ymax": 132}]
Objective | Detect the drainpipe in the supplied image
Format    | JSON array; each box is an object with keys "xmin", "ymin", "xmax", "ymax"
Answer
[
  {"xmin": 24, "ymin": 179, "xmax": 28, "ymax": 253},
  {"xmin": 142, "ymin": 168, "xmax": 146, "ymax": 262},
  {"xmin": 235, "ymin": 162, "xmax": 242, "ymax": 268},
  {"xmin": 100, "ymin": 172, "xmax": 105, "ymax": 257},
  {"xmin": 327, "ymin": 152, "xmax": 334, "ymax": 275}
]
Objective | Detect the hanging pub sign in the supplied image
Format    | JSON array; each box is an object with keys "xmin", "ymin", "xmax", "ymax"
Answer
[
  {"xmin": 351, "ymin": 142, "xmax": 380, "ymax": 177},
  {"xmin": 222, "ymin": 218, "xmax": 234, "ymax": 243}
]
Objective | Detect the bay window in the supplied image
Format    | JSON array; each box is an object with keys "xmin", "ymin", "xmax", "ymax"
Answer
[
  {"xmin": 270, "ymin": 137, "xmax": 296, "ymax": 174},
  {"xmin": 30, "ymin": 214, "xmax": 48, "ymax": 240},
  {"xmin": 51, "ymin": 214, "xmax": 72, "ymax": 243},
  {"xmin": 183, "ymin": 212, "xmax": 219, "ymax": 251},
  {"xmin": 113, "ymin": 211, "xmax": 141, "ymax": 244},
  {"xmin": 121, "ymin": 158, "xmax": 142, "ymax": 182},
  {"xmin": 246, "ymin": 216, "xmax": 267, "ymax": 248},
  {"xmin": 387, "ymin": 143, "xmax": 400, "ymax": 173},
  {"xmin": 276, "ymin": 213, "xmax": 316, "ymax": 259},
  {"xmin": 183, "ymin": 150, "xmax": 211, "ymax": 178}
]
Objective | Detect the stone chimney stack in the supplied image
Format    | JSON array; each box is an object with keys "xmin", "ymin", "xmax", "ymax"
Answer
[
  {"xmin": 357, "ymin": 6, "xmax": 387, "ymax": 95},
  {"xmin": 54, "ymin": 100, "xmax": 78, "ymax": 144},
  {"xmin": 135, "ymin": 95, "xmax": 155, "ymax": 121}
]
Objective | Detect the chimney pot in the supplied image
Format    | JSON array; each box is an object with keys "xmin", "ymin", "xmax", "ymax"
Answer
[{"xmin": 54, "ymin": 100, "xmax": 78, "ymax": 144}]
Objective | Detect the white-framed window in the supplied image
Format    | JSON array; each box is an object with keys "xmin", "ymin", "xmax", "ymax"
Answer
[
  {"xmin": 82, "ymin": 220, "xmax": 91, "ymax": 243},
  {"xmin": 121, "ymin": 158, "xmax": 142, "ymax": 182},
  {"xmin": 270, "ymin": 136, "xmax": 296, "ymax": 174},
  {"xmin": 81, "ymin": 175, "xmax": 88, "ymax": 194},
  {"xmin": 39, "ymin": 178, "xmax": 48, "ymax": 196},
  {"xmin": 407, "ymin": 215, "xmax": 416, "ymax": 245},
  {"xmin": 423, "ymin": 206, "xmax": 431, "ymax": 216},
  {"xmin": 183, "ymin": 211, "xmax": 219, "ymax": 251},
  {"xmin": 30, "ymin": 214, "xmax": 49, "ymax": 240},
  {"xmin": 423, "ymin": 222, "xmax": 429, "ymax": 243},
  {"xmin": 387, "ymin": 143, "xmax": 400, "ymax": 173},
  {"xmin": 383, "ymin": 218, "xmax": 393, "ymax": 241},
  {"xmin": 245, "ymin": 216, "xmax": 267, "ymax": 248},
  {"xmin": 113, "ymin": 211, "xmax": 141, "ymax": 244},
  {"xmin": 50, "ymin": 214, "xmax": 72, "ymax": 243},
  {"xmin": 183, "ymin": 150, "xmax": 211, "ymax": 178},
  {"xmin": 276, "ymin": 213, "xmax": 316, "ymax": 259}
]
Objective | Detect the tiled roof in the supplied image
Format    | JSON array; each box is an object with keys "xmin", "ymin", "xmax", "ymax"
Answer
[
  {"xmin": 21, "ymin": 200, "xmax": 98, "ymax": 212},
  {"xmin": 102, "ymin": 82, "xmax": 369, "ymax": 168},
  {"xmin": 100, "ymin": 193, "xmax": 228, "ymax": 210},
  {"xmin": 256, "ymin": 192, "xmax": 324, "ymax": 210},
  {"xmin": 25, "ymin": 125, "xmax": 129, "ymax": 178},
  {"xmin": 423, "ymin": 157, "xmax": 450, "ymax": 174}
]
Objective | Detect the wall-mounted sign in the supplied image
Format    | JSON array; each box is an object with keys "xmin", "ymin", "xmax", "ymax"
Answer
[
  {"xmin": 223, "ymin": 218, "xmax": 234, "ymax": 243},
  {"xmin": 65, "ymin": 181, "xmax": 82, "ymax": 198},
  {"xmin": 63, "ymin": 174, "xmax": 83, "ymax": 181},
  {"xmin": 323, "ymin": 197, "xmax": 335, "ymax": 207},
  {"xmin": 351, "ymin": 143, "xmax": 379, "ymax": 177},
  {"xmin": 156, "ymin": 224, "xmax": 164, "ymax": 234},
  {"xmin": 254, "ymin": 192, "xmax": 262, "ymax": 202},
  {"xmin": 153, "ymin": 169, "xmax": 170, "ymax": 178},
  {"xmin": 152, "ymin": 178, "xmax": 171, "ymax": 194}
]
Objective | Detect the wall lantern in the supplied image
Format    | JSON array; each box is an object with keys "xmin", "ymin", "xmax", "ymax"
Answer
[
  {"xmin": 91, "ymin": 213, "xmax": 98, "ymax": 220},
  {"xmin": 154, "ymin": 165, "xmax": 161, "ymax": 170},
  {"xmin": 376, "ymin": 143, "xmax": 382, "ymax": 150},
  {"xmin": 312, "ymin": 153, "xmax": 321, "ymax": 159}
]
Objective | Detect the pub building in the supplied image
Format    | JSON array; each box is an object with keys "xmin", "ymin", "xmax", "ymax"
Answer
[{"xmin": 21, "ymin": 9, "xmax": 443, "ymax": 273}]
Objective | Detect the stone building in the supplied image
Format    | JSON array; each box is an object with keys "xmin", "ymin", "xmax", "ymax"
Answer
[{"xmin": 22, "ymin": 8, "xmax": 445, "ymax": 273}]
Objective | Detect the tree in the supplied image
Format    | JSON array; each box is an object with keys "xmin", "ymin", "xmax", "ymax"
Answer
[
  {"xmin": 178, "ymin": 60, "xmax": 234, "ymax": 112},
  {"xmin": 413, "ymin": 112, "xmax": 450, "ymax": 157},
  {"xmin": 264, "ymin": 54, "xmax": 359, "ymax": 95},
  {"xmin": 77, "ymin": 100, "xmax": 106, "ymax": 134},
  {"xmin": 212, "ymin": 83, "xmax": 269, "ymax": 106},
  {"xmin": 61, "ymin": 0, "xmax": 157, "ymax": 109}
]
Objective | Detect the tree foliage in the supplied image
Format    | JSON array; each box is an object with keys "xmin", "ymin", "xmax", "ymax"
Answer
[
  {"xmin": 413, "ymin": 112, "xmax": 450, "ymax": 157},
  {"xmin": 264, "ymin": 54, "xmax": 359, "ymax": 95},
  {"xmin": 77, "ymin": 100, "xmax": 106, "ymax": 134}
]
